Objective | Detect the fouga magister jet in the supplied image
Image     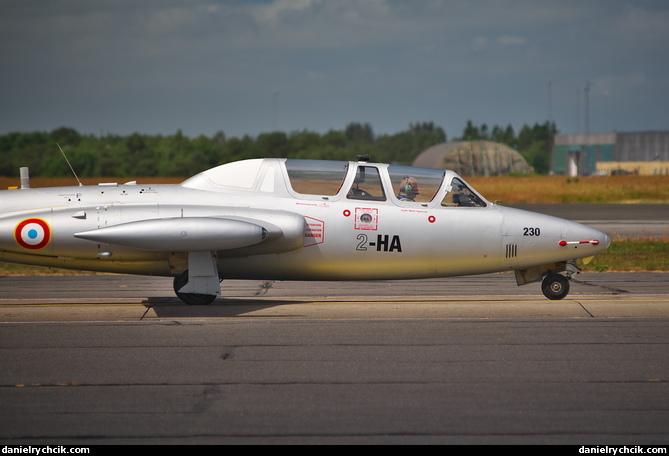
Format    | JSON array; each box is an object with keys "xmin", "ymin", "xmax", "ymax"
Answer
[{"xmin": 0, "ymin": 156, "xmax": 610, "ymax": 304}]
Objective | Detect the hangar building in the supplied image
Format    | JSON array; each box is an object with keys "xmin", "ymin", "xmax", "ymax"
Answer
[
  {"xmin": 553, "ymin": 131, "xmax": 669, "ymax": 176},
  {"xmin": 413, "ymin": 141, "xmax": 533, "ymax": 177}
]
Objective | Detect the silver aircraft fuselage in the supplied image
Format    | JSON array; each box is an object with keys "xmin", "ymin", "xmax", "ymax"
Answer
[{"xmin": 0, "ymin": 158, "xmax": 610, "ymax": 303}]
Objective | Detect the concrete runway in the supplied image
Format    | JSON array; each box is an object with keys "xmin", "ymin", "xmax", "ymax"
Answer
[{"xmin": 1, "ymin": 273, "xmax": 668, "ymax": 445}]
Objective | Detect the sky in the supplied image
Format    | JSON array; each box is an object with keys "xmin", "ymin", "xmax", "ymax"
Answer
[{"xmin": 1, "ymin": 0, "xmax": 668, "ymax": 140}]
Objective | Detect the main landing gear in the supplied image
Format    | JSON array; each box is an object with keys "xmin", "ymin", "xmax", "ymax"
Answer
[{"xmin": 173, "ymin": 269, "xmax": 223, "ymax": 305}]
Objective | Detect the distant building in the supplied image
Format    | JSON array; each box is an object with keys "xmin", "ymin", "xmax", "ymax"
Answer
[
  {"xmin": 413, "ymin": 141, "xmax": 533, "ymax": 177},
  {"xmin": 553, "ymin": 131, "xmax": 669, "ymax": 176}
]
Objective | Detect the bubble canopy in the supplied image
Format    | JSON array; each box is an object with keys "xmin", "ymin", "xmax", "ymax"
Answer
[{"xmin": 182, "ymin": 158, "xmax": 487, "ymax": 208}]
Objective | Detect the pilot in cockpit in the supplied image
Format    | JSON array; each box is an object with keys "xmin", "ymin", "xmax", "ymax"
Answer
[{"xmin": 397, "ymin": 176, "xmax": 419, "ymax": 202}]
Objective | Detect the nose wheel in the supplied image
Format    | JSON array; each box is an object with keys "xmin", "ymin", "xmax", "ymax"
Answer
[{"xmin": 541, "ymin": 273, "xmax": 570, "ymax": 300}]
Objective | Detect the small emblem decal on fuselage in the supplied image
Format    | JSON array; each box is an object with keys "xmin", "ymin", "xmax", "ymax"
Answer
[
  {"xmin": 14, "ymin": 218, "xmax": 51, "ymax": 250},
  {"xmin": 304, "ymin": 216, "xmax": 325, "ymax": 247},
  {"xmin": 354, "ymin": 207, "xmax": 378, "ymax": 230}
]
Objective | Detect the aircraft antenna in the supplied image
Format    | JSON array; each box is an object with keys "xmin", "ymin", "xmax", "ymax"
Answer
[{"xmin": 57, "ymin": 143, "xmax": 83, "ymax": 186}]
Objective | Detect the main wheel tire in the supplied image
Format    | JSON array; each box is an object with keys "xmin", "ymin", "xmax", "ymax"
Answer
[
  {"xmin": 541, "ymin": 273, "xmax": 570, "ymax": 300},
  {"xmin": 173, "ymin": 270, "xmax": 218, "ymax": 306}
]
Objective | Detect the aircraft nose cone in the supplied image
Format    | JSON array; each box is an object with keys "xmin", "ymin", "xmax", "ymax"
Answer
[
  {"xmin": 564, "ymin": 220, "xmax": 611, "ymax": 254},
  {"xmin": 604, "ymin": 233, "xmax": 611, "ymax": 249},
  {"xmin": 596, "ymin": 230, "xmax": 611, "ymax": 251},
  {"xmin": 592, "ymin": 225, "xmax": 610, "ymax": 247}
]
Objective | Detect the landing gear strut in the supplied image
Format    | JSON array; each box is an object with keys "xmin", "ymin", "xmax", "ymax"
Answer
[
  {"xmin": 173, "ymin": 269, "xmax": 223, "ymax": 305},
  {"xmin": 541, "ymin": 273, "xmax": 570, "ymax": 300}
]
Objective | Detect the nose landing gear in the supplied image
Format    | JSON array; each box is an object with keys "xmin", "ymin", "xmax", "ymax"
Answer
[
  {"xmin": 516, "ymin": 261, "xmax": 580, "ymax": 300},
  {"xmin": 541, "ymin": 273, "xmax": 570, "ymax": 300},
  {"xmin": 541, "ymin": 261, "xmax": 581, "ymax": 300}
]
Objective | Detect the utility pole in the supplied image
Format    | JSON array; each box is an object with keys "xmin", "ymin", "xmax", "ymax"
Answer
[
  {"xmin": 576, "ymin": 87, "xmax": 580, "ymax": 133},
  {"xmin": 272, "ymin": 91, "xmax": 279, "ymax": 131},
  {"xmin": 547, "ymin": 79, "xmax": 552, "ymax": 125},
  {"xmin": 547, "ymin": 79, "xmax": 553, "ymax": 174},
  {"xmin": 584, "ymin": 82, "xmax": 590, "ymax": 135}
]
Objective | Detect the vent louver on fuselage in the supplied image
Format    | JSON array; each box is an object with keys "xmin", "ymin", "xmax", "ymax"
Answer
[{"xmin": 505, "ymin": 243, "xmax": 518, "ymax": 259}]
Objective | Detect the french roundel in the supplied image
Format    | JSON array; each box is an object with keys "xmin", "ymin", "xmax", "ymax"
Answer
[{"xmin": 15, "ymin": 218, "xmax": 51, "ymax": 250}]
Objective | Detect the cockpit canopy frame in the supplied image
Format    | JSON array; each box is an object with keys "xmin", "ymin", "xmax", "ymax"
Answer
[{"xmin": 181, "ymin": 158, "xmax": 488, "ymax": 208}]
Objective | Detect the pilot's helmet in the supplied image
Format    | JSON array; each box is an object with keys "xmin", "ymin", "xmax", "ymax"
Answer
[{"xmin": 400, "ymin": 176, "xmax": 419, "ymax": 195}]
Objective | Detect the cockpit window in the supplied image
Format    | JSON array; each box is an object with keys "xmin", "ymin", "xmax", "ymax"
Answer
[
  {"xmin": 347, "ymin": 166, "xmax": 386, "ymax": 201},
  {"xmin": 441, "ymin": 178, "xmax": 487, "ymax": 207},
  {"xmin": 286, "ymin": 159, "xmax": 348, "ymax": 196},
  {"xmin": 388, "ymin": 165, "xmax": 445, "ymax": 203}
]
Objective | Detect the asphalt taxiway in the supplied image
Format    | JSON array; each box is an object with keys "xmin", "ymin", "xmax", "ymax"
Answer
[
  {"xmin": 1, "ymin": 204, "xmax": 667, "ymax": 444},
  {"xmin": 0, "ymin": 273, "xmax": 668, "ymax": 321},
  {"xmin": 1, "ymin": 273, "xmax": 668, "ymax": 445}
]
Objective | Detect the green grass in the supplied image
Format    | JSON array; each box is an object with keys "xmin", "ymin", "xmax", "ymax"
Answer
[
  {"xmin": 581, "ymin": 238, "xmax": 669, "ymax": 272},
  {"xmin": 468, "ymin": 175, "xmax": 669, "ymax": 204}
]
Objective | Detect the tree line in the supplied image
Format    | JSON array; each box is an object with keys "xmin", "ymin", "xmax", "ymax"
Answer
[{"xmin": 0, "ymin": 120, "xmax": 556, "ymax": 178}]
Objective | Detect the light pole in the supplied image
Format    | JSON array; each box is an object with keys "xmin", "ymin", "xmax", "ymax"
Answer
[{"xmin": 272, "ymin": 91, "xmax": 279, "ymax": 131}]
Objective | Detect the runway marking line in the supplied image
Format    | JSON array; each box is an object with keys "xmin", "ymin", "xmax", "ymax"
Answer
[{"xmin": 0, "ymin": 297, "xmax": 667, "ymax": 308}]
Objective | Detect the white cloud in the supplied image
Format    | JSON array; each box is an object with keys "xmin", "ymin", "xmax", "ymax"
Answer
[
  {"xmin": 613, "ymin": 3, "xmax": 669, "ymax": 45},
  {"xmin": 1, "ymin": 0, "xmax": 668, "ymax": 137},
  {"xmin": 471, "ymin": 36, "xmax": 490, "ymax": 50},
  {"xmin": 250, "ymin": 0, "xmax": 320, "ymax": 24},
  {"xmin": 498, "ymin": 35, "xmax": 526, "ymax": 46},
  {"xmin": 593, "ymin": 72, "xmax": 649, "ymax": 96}
]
